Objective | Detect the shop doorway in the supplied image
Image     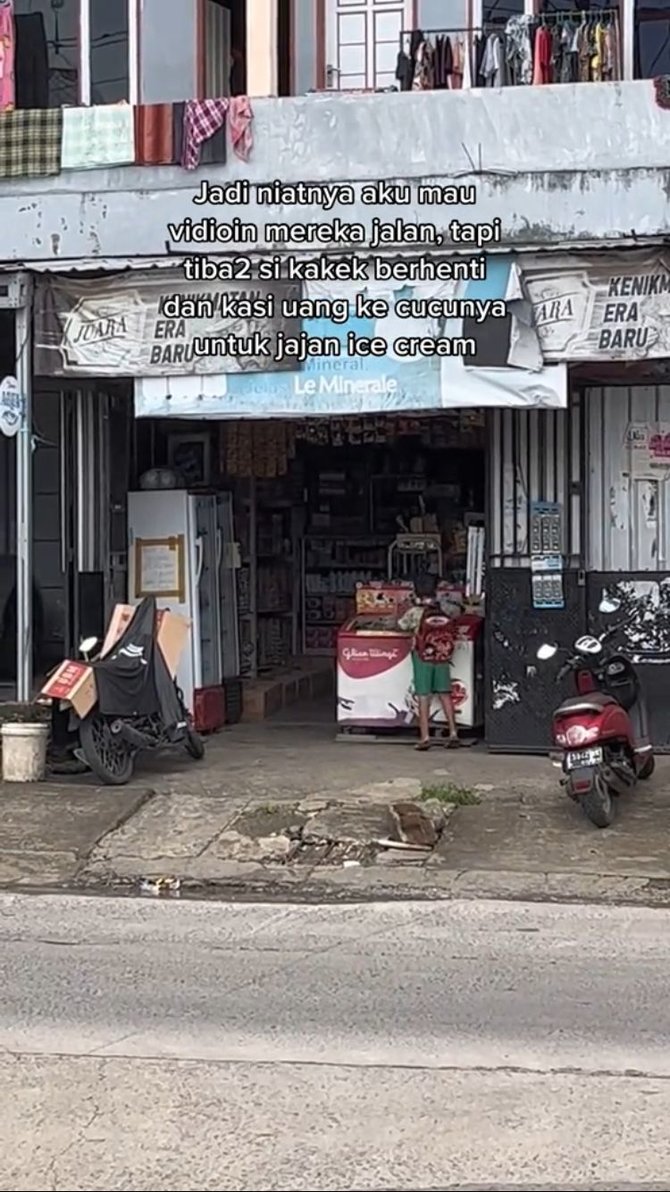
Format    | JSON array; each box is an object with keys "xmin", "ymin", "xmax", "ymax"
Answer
[{"xmin": 135, "ymin": 410, "xmax": 487, "ymax": 734}]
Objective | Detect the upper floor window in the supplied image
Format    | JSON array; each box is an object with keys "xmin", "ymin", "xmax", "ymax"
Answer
[
  {"xmin": 12, "ymin": 0, "xmax": 136, "ymax": 108},
  {"xmin": 634, "ymin": 0, "xmax": 670, "ymax": 76},
  {"xmin": 326, "ymin": 0, "xmax": 414, "ymax": 91}
]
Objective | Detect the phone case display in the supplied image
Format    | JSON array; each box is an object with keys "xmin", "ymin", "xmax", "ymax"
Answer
[
  {"xmin": 235, "ymin": 477, "xmax": 298, "ymax": 676},
  {"xmin": 301, "ymin": 536, "xmax": 387, "ymax": 656},
  {"xmin": 337, "ymin": 614, "xmax": 484, "ymax": 731}
]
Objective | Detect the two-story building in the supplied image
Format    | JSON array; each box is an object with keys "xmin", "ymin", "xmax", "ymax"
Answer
[{"xmin": 2, "ymin": 0, "xmax": 670, "ymax": 751}]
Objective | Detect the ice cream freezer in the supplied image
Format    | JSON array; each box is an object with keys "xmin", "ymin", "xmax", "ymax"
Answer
[{"xmin": 336, "ymin": 614, "xmax": 484, "ymax": 731}]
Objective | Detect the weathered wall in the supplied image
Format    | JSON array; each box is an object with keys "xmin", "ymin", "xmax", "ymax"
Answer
[
  {"xmin": 3, "ymin": 82, "xmax": 669, "ymax": 263},
  {"xmin": 587, "ymin": 385, "xmax": 670, "ymax": 573}
]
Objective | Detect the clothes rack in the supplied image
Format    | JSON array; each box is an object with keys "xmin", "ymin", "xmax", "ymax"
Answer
[{"xmin": 397, "ymin": 9, "xmax": 621, "ymax": 91}]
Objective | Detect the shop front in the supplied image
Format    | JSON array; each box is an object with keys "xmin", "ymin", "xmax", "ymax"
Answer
[{"xmin": 30, "ymin": 247, "xmax": 670, "ymax": 751}]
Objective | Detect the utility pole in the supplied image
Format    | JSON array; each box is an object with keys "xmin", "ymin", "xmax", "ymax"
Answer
[{"xmin": 15, "ymin": 273, "xmax": 33, "ymax": 701}]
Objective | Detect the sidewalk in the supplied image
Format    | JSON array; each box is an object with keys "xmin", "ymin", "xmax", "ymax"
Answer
[{"xmin": 2, "ymin": 714, "xmax": 670, "ymax": 906}]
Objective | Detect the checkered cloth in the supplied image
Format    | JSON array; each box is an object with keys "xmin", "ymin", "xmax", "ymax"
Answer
[
  {"xmin": 61, "ymin": 104, "xmax": 135, "ymax": 170},
  {"xmin": 0, "ymin": 108, "xmax": 63, "ymax": 178},
  {"xmin": 181, "ymin": 99, "xmax": 229, "ymax": 170}
]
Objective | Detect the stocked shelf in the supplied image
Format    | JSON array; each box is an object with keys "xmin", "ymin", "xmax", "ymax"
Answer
[{"xmin": 301, "ymin": 535, "xmax": 388, "ymax": 656}]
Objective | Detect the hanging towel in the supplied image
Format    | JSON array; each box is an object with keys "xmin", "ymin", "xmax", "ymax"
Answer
[
  {"xmin": 181, "ymin": 98, "xmax": 229, "ymax": 170},
  {"xmin": 134, "ymin": 103, "xmax": 174, "ymax": 165},
  {"xmin": 0, "ymin": 0, "xmax": 16, "ymax": 112},
  {"xmin": 61, "ymin": 103, "xmax": 135, "ymax": 170},
  {"xmin": 174, "ymin": 100, "xmax": 226, "ymax": 168},
  {"xmin": 229, "ymin": 95, "xmax": 253, "ymax": 161},
  {"xmin": 0, "ymin": 106, "xmax": 62, "ymax": 177}
]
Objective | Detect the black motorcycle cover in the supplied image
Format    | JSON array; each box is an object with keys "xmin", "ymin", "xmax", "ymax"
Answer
[{"xmin": 92, "ymin": 596, "xmax": 184, "ymax": 737}]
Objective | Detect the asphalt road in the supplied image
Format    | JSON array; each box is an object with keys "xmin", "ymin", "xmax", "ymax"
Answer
[{"xmin": 1, "ymin": 893, "xmax": 670, "ymax": 1190}]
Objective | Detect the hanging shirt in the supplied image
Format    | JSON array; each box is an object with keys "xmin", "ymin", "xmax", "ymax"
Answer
[
  {"xmin": 505, "ymin": 16, "xmax": 534, "ymax": 86},
  {"xmin": 577, "ymin": 23, "xmax": 591, "ymax": 82},
  {"xmin": 532, "ymin": 25, "xmax": 552, "ymax": 85},
  {"xmin": 481, "ymin": 34, "xmax": 503, "ymax": 87},
  {"xmin": 229, "ymin": 95, "xmax": 253, "ymax": 162},
  {"xmin": 450, "ymin": 36, "xmax": 463, "ymax": 90},
  {"xmin": 412, "ymin": 39, "xmax": 435, "ymax": 89},
  {"xmin": 181, "ymin": 98, "xmax": 229, "ymax": 170},
  {"xmin": 591, "ymin": 21, "xmax": 604, "ymax": 82},
  {"xmin": 0, "ymin": 0, "xmax": 15, "ymax": 112}
]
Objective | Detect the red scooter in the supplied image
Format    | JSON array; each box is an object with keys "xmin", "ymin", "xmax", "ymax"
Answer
[{"xmin": 537, "ymin": 598, "xmax": 655, "ymax": 828}]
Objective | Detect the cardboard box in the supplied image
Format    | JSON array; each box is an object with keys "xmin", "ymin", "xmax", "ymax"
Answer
[
  {"xmin": 100, "ymin": 604, "xmax": 190, "ymax": 678},
  {"xmin": 39, "ymin": 659, "xmax": 97, "ymax": 719}
]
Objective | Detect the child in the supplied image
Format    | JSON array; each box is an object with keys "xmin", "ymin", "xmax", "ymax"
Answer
[{"xmin": 398, "ymin": 573, "xmax": 459, "ymax": 751}]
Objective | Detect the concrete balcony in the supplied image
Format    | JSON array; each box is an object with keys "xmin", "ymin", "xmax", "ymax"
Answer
[{"xmin": 3, "ymin": 80, "xmax": 670, "ymax": 265}]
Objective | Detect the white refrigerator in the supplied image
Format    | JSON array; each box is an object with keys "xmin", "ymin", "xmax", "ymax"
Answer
[{"xmin": 127, "ymin": 490, "xmax": 240, "ymax": 712}]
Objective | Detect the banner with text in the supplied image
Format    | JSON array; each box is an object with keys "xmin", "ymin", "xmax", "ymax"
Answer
[
  {"xmin": 524, "ymin": 250, "xmax": 670, "ymax": 361},
  {"xmin": 135, "ymin": 260, "xmax": 567, "ymax": 418},
  {"xmin": 33, "ymin": 271, "xmax": 301, "ymax": 376}
]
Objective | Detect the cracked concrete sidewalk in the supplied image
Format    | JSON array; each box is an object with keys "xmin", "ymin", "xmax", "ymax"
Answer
[{"xmin": 2, "ymin": 719, "xmax": 670, "ymax": 906}]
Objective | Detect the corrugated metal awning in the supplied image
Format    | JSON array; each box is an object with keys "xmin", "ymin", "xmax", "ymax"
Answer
[{"xmin": 0, "ymin": 256, "xmax": 185, "ymax": 275}]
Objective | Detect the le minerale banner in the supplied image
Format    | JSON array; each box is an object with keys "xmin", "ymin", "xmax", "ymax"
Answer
[{"xmin": 33, "ymin": 271, "xmax": 301, "ymax": 377}]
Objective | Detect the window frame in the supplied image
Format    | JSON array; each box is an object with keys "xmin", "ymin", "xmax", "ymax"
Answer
[{"xmin": 78, "ymin": 0, "xmax": 139, "ymax": 106}]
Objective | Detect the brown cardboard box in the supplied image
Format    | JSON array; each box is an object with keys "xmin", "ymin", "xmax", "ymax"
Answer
[
  {"xmin": 100, "ymin": 604, "xmax": 190, "ymax": 678},
  {"xmin": 39, "ymin": 660, "xmax": 97, "ymax": 718},
  {"xmin": 39, "ymin": 606, "xmax": 190, "ymax": 717}
]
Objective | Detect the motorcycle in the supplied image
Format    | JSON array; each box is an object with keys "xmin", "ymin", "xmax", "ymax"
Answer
[
  {"xmin": 536, "ymin": 597, "xmax": 654, "ymax": 828},
  {"xmin": 39, "ymin": 595, "xmax": 205, "ymax": 786}
]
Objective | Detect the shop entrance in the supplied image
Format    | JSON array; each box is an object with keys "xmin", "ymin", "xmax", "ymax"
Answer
[{"xmin": 134, "ymin": 410, "xmax": 488, "ymax": 737}]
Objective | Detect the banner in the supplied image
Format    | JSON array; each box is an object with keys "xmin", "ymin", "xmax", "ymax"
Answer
[
  {"xmin": 524, "ymin": 250, "xmax": 670, "ymax": 361},
  {"xmin": 33, "ymin": 271, "xmax": 301, "ymax": 376},
  {"xmin": 135, "ymin": 258, "xmax": 566, "ymax": 418}
]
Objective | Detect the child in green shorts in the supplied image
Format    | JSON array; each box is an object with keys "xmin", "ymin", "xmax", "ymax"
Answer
[{"xmin": 398, "ymin": 572, "xmax": 459, "ymax": 751}]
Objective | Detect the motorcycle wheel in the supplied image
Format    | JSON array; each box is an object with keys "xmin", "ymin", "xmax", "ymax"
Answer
[
  {"xmin": 184, "ymin": 726, "xmax": 205, "ymax": 760},
  {"xmin": 79, "ymin": 713, "xmax": 135, "ymax": 786},
  {"xmin": 579, "ymin": 773, "xmax": 614, "ymax": 828},
  {"xmin": 639, "ymin": 754, "xmax": 655, "ymax": 780}
]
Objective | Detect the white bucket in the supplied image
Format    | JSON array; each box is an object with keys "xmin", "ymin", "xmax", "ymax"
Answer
[{"xmin": 1, "ymin": 722, "xmax": 49, "ymax": 782}]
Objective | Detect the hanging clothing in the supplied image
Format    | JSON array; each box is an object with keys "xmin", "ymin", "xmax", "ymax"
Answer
[
  {"xmin": 558, "ymin": 24, "xmax": 578, "ymax": 84},
  {"xmin": 433, "ymin": 35, "xmax": 452, "ymax": 89},
  {"xmin": 591, "ymin": 21, "xmax": 604, "ymax": 82},
  {"xmin": 412, "ymin": 39, "xmax": 435, "ymax": 90},
  {"xmin": 0, "ymin": 107, "xmax": 62, "ymax": 177},
  {"xmin": 61, "ymin": 104, "xmax": 135, "ymax": 170},
  {"xmin": 0, "ymin": 0, "xmax": 15, "ymax": 112},
  {"xmin": 229, "ymin": 95, "xmax": 253, "ymax": 161},
  {"xmin": 450, "ymin": 37, "xmax": 463, "ymax": 90},
  {"xmin": 577, "ymin": 23, "xmax": 591, "ymax": 82},
  {"xmin": 14, "ymin": 11, "xmax": 48, "ymax": 109},
  {"xmin": 473, "ymin": 35, "xmax": 487, "ymax": 88},
  {"xmin": 181, "ymin": 98, "xmax": 229, "ymax": 169},
  {"xmin": 395, "ymin": 48, "xmax": 413, "ymax": 91},
  {"xmin": 173, "ymin": 101, "xmax": 226, "ymax": 168},
  {"xmin": 532, "ymin": 24, "xmax": 552, "ymax": 85},
  {"xmin": 462, "ymin": 36, "xmax": 473, "ymax": 89},
  {"xmin": 604, "ymin": 17, "xmax": 621, "ymax": 81},
  {"xmin": 481, "ymin": 34, "xmax": 504, "ymax": 87},
  {"xmin": 505, "ymin": 16, "xmax": 534, "ymax": 86},
  {"xmin": 134, "ymin": 103, "xmax": 174, "ymax": 165}
]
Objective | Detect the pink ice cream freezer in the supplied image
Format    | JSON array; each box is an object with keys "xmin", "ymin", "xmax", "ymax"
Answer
[{"xmin": 336, "ymin": 614, "xmax": 484, "ymax": 730}]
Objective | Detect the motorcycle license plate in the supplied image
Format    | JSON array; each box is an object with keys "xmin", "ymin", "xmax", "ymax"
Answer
[{"xmin": 565, "ymin": 747, "xmax": 603, "ymax": 770}]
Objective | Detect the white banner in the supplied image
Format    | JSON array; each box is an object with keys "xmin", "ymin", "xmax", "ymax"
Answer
[{"xmin": 524, "ymin": 250, "xmax": 670, "ymax": 361}]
